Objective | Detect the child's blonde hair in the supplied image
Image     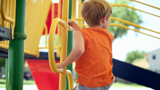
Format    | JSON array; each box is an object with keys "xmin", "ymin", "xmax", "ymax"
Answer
[{"xmin": 81, "ymin": 0, "xmax": 112, "ymax": 27}]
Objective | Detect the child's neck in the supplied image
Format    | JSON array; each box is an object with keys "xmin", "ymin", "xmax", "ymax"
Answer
[{"xmin": 89, "ymin": 25, "xmax": 103, "ymax": 28}]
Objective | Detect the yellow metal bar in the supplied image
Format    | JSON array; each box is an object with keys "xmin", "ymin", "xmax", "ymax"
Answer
[
  {"xmin": 0, "ymin": 0, "xmax": 16, "ymax": 39},
  {"xmin": 52, "ymin": 3, "xmax": 54, "ymax": 20},
  {"xmin": 72, "ymin": 0, "xmax": 76, "ymax": 21},
  {"xmin": 110, "ymin": 17, "xmax": 160, "ymax": 34},
  {"xmin": 49, "ymin": 18, "xmax": 73, "ymax": 90},
  {"xmin": 76, "ymin": 18, "xmax": 84, "ymax": 21},
  {"xmin": 58, "ymin": 0, "xmax": 62, "ymax": 19},
  {"xmin": 4, "ymin": 0, "xmax": 9, "ymax": 28},
  {"xmin": 39, "ymin": 46, "xmax": 60, "ymax": 49},
  {"xmin": 78, "ymin": 0, "xmax": 83, "ymax": 28},
  {"xmin": 66, "ymin": 70, "xmax": 74, "ymax": 90},
  {"xmin": 45, "ymin": 24, "xmax": 48, "ymax": 48},
  {"xmin": 111, "ymin": 4, "xmax": 160, "ymax": 18},
  {"xmin": 60, "ymin": 0, "xmax": 69, "ymax": 89},
  {"xmin": 130, "ymin": 0, "xmax": 160, "ymax": 10},
  {"xmin": 110, "ymin": 23, "xmax": 160, "ymax": 39},
  {"xmin": 38, "ymin": 47, "xmax": 48, "ymax": 49},
  {"xmin": 1, "ymin": 0, "xmax": 15, "ymax": 23},
  {"xmin": 83, "ymin": 22, "xmax": 160, "ymax": 39},
  {"xmin": 57, "ymin": 0, "xmax": 62, "ymax": 58},
  {"xmin": 24, "ymin": 49, "xmax": 39, "ymax": 57},
  {"xmin": 49, "ymin": 18, "xmax": 65, "ymax": 90},
  {"xmin": 56, "ymin": 28, "xmax": 61, "ymax": 57},
  {"xmin": 0, "ymin": 43, "xmax": 9, "ymax": 49},
  {"xmin": 39, "ymin": 24, "xmax": 49, "ymax": 49}
]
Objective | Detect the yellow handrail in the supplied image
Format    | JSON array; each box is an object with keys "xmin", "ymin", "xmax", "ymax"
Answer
[
  {"xmin": 1, "ymin": 0, "xmax": 15, "ymax": 23},
  {"xmin": 109, "ymin": 23, "xmax": 160, "ymax": 39},
  {"xmin": 1, "ymin": 0, "xmax": 16, "ymax": 39},
  {"xmin": 77, "ymin": 16, "xmax": 160, "ymax": 39},
  {"xmin": 48, "ymin": 18, "xmax": 73, "ymax": 90},
  {"xmin": 111, "ymin": 4, "xmax": 160, "ymax": 18},
  {"xmin": 52, "ymin": 3, "xmax": 54, "ymax": 21},
  {"xmin": 39, "ymin": 24, "xmax": 48, "ymax": 49},
  {"xmin": 72, "ymin": 0, "xmax": 76, "ymax": 21},
  {"xmin": 56, "ymin": 0, "xmax": 62, "ymax": 58},
  {"xmin": 110, "ymin": 17, "xmax": 160, "ymax": 34},
  {"xmin": 78, "ymin": 0, "xmax": 83, "ymax": 28},
  {"xmin": 130, "ymin": 0, "xmax": 160, "ymax": 10}
]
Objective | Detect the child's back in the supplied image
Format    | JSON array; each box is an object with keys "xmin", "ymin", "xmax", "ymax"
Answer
[{"xmin": 76, "ymin": 27, "xmax": 114, "ymax": 87}]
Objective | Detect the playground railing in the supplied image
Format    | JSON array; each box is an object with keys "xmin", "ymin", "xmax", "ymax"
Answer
[
  {"xmin": 109, "ymin": 23, "xmax": 160, "ymax": 39},
  {"xmin": 75, "ymin": 0, "xmax": 160, "ymax": 39},
  {"xmin": 130, "ymin": 0, "xmax": 160, "ymax": 10},
  {"xmin": 0, "ymin": 0, "xmax": 16, "ymax": 39},
  {"xmin": 111, "ymin": 4, "xmax": 160, "ymax": 18},
  {"xmin": 0, "ymin": 0, "xmax": 51, "ymax": 57},
  {"xmin": 40, "ymin": 0, "xmax": 76, "ymax": 58},
  {"xmin": 48, "ymin": 18, "xmax": 73, "ymax": 90},
  {"xmin": 0, "ymin": 0, "xmax": 16, "ymax": 49},
  {"xmin": 81, "ymin": 16, "xmax": 160, "ymax": 40}
]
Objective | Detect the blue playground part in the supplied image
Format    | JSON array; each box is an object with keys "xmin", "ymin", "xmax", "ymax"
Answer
[{"xmin": 113, "ymin": 58, "xmax": 160, "ymax": 90}]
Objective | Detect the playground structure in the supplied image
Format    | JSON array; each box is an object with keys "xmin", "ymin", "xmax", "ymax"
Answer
[{"xmin": 0, "ymin": 0, "xmax": 160, "ymax": 90}]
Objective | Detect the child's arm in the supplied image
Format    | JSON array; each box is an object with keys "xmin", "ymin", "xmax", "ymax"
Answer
[{"xmin": 56, "ymin": 20, "xmax": 84, "ymax": 68}]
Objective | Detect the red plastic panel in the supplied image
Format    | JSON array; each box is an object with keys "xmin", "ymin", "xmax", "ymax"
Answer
[{"xmin": 27, "ymin": 59, "xmax": 60, "ymax": 90}]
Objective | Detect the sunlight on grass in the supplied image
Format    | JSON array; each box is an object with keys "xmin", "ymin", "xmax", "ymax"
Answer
[
  {"xmin": 0, "ymin": 79, "xmax": 36, "ymax": 88},
  {"xmin": 112, "ymin": 82, "xmax": 146, "ymax": 88},
  {"xmin": 23, "ymin": 80, "xmax": 36, "ymax": 85}
]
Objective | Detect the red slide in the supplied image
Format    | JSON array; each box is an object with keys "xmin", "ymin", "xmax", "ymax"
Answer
[{"xmin": 27, "ymin": 59, "xmax": 60, "ymax": 90}]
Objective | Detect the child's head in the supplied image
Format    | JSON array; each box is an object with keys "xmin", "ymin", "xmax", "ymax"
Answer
[{"xmin": 81, "ymin": 0, "xmax": 112, "ymax": 27}]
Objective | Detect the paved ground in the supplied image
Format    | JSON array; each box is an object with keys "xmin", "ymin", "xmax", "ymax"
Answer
[{"xmin": 0, "ymin": 85, "xmax": 153, "ymax": 90}]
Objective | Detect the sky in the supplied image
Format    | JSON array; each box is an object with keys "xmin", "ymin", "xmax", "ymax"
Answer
[{"xmin": 47, "ymin": 0, "xmax": 160, "ymax": 61}]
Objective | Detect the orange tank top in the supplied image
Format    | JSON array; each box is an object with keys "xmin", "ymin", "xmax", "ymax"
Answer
[{"xmin": 75, "ymin": 27, "xmax": 114, "ymax": 87}]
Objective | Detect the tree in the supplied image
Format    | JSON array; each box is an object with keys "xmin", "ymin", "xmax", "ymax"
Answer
[
  {"xmin": 108, "ymin": 0, "xmax": 143, "ymax": 39},
  {"xmin": 125, "ymin": 50, "xmax": 145, "ymax": 63}
]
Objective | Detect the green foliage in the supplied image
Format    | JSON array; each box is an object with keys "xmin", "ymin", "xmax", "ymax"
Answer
[
  {"xmin": 0, "ymin": 57, "xmax": 5, "ymax": 68},
  {"xmin": 125, "ymin": 50, "xmax": 145, "ymax": 63},
  {"xmin": 108, "ymin": 0, "xmax": 143, "ymax": 39}
]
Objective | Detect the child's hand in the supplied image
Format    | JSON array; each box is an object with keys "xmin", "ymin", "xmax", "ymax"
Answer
[
  {"xmin": 68, "ymin": 19, "xmax": 81, "ymax": 31},
  {"xmin": 56, "ymin": 63, "xmax": 65, "ymax": 69},
  {"xmin": 68, "ymin": 19, "xmax": 74, "ymax": 26}
]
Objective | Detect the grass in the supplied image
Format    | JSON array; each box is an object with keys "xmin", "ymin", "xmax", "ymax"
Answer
[
  {"xmin": 112, "ymin": 82, "xmax": 146, "ymax": 88},
  {"xmin": 0, "ymin": 79, "xmax": 147, "ymax": 88},
  {"xmin": 0, "ymin": 79, "xmax": 36, "ymax": 88},
  {"xmin": 0, "ymin": 79, "xmax": 5, "ymax": 88}
]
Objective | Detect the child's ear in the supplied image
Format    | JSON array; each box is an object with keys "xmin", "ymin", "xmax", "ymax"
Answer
[{"xmin": 102, "ymin": 15, "xmax": 107, "ymax": 23}]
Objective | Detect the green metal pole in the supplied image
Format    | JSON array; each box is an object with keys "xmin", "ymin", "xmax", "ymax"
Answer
[
  {"xmin": 7, "ymin": 0, "xmax": 26, "ymax": 90},
  {"xmin": 66, "ymin": 0, "xmax": 73, "ymax": 90}
]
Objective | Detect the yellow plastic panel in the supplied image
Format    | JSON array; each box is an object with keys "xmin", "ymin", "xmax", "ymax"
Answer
[{"xmin": 24, "ymin": 0, "xmax": 51, "ymax": 57}]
